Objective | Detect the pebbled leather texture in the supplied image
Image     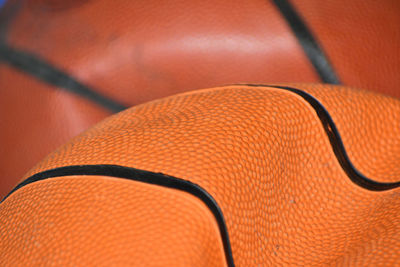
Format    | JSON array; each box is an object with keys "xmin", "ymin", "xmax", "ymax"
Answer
[
  {"xmin": 0, "ymin": 65, "xmax": 110, "ymax": 197},
  {"xmin": 288, "ymin": 83, "xmax": 400, "ymax": 183},
  {"xmin": 0, "ymin": 0, "xmax": 315, "ymax": 197},
  {"xmin": 0, "ymin": 175, "xmax": 227, "ymax": 266},
  {"xmin": 1, "ymin": 0, "xmax": 400, "ymax": 197},
  {"xmin": 3, "ymin": 85, "xmax": 399, "ymax": 265},
  {"xmin": 0, "ymin": 66, "xmax": 110, "ymax": 196}
]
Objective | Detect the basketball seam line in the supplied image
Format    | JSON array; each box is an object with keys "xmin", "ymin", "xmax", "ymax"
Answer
[
  {"xmin": 240, "ymin": 84, "xmax": 400, "ymax": 190},
  {"xmin": 3, "ymin": 85, "xmax": 399, "ymax": 265},
  {"xmin": 271, "ymin": 0, "xmax": 340, "ymax": 84},
  {"xmin": 0, "ymin": 0, "xmax": 126, "ymax": 112},
  {"xmin": 4, "ymin": 85, "xmax": 398, "ymax": 192},
  {"xmin": 0, "ymin": 43, "xmax": 127, "ymax": 113},
  {"xmin": 1, "ymin": 164, "xmax": 235, "ymax": 267}
]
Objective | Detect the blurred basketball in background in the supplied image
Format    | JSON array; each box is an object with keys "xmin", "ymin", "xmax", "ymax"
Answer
[{"xmin": 0, "ymin": 0, "xmax": 399, "ymax": 197}]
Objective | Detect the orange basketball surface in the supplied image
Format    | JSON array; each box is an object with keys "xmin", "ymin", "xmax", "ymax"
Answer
[
  {"xmin": 1, "ymin": 0, "xmax": 400, "ymax": 198},
  {"xmin": 1, "ymin": 85, "xmax": 399, "ymax": 265}
]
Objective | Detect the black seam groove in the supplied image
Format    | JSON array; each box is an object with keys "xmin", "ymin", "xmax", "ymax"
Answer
[
  {"xmin": 1, "ymin": 164, "xmax": 235, "ymax": 267},
  {"xmin": 271, "ymin": 0, "xmax": 340, "ymax": 84},
  {"xmin": 2, "ymin": 85, "xmax": 398, "ymax": 266},
  {"xmin": 0, "ymin": 44, "xmax": 127, "ymax": 113},
  {"xmin": 240, "ymin": 84, "xmax": 400, "ymax": 191}
]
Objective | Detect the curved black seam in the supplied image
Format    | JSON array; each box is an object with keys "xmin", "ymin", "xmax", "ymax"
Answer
[
  {"xmin": 0, "ymin": 44, "xmax": 127, "ymax": 113},
  {"xmin": 271, "ymin": 0, "xmax": 340, "ymax": 84},
  {"xmin": 1, "ymin": 164, "xmax": 235, "ymax": 267},
  {"xmin": 239, "ymin": 83, "xmax": 400, "ymax": 191}
]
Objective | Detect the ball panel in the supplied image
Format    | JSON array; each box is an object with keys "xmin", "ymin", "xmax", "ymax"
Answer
[
  {"xmin": 0, "ymin": 175, "xmax": 227, "ymax": 266},
  {"xmin": 21, "ymin": 85, "xmax": 400, "ymax": 265}
]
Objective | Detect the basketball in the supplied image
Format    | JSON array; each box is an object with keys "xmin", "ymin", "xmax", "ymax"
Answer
[
  {"xmin": 1, "ymin": 84, "xmax": 399, "ymax": 265},
  {"xmin": 1, "ymin": 0, "xmax": 400, "ymax": 196}
]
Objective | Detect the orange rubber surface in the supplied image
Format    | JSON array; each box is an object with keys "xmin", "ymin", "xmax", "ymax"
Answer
[
  {"xmin": 7, "ymin": 0, "xmax": 318, "ymax": 105},
  {"xmin": 0, "ymin": 65, "xmax": 110, "ymax": 197},
  {"xmin": 289, "ymin": 83, "xmax": 400, "ymax": 183},
  {"xmin": 7, "ymin": 0, "xmax": 400, "ymax": 101},
  {"xmin": 2, "ymin": 85, "xmax": 400, "ymax": 265},
  {"xmin": 2, "ymin": 0, "xmax": 400, "ymax": 199},
  {"xmin": 291, "ymin": 0, "xmax": 400, "ymax": 98},
  {"xmin": 0, "ymin": 175, "xmax": 227, "ymax": 266}
]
